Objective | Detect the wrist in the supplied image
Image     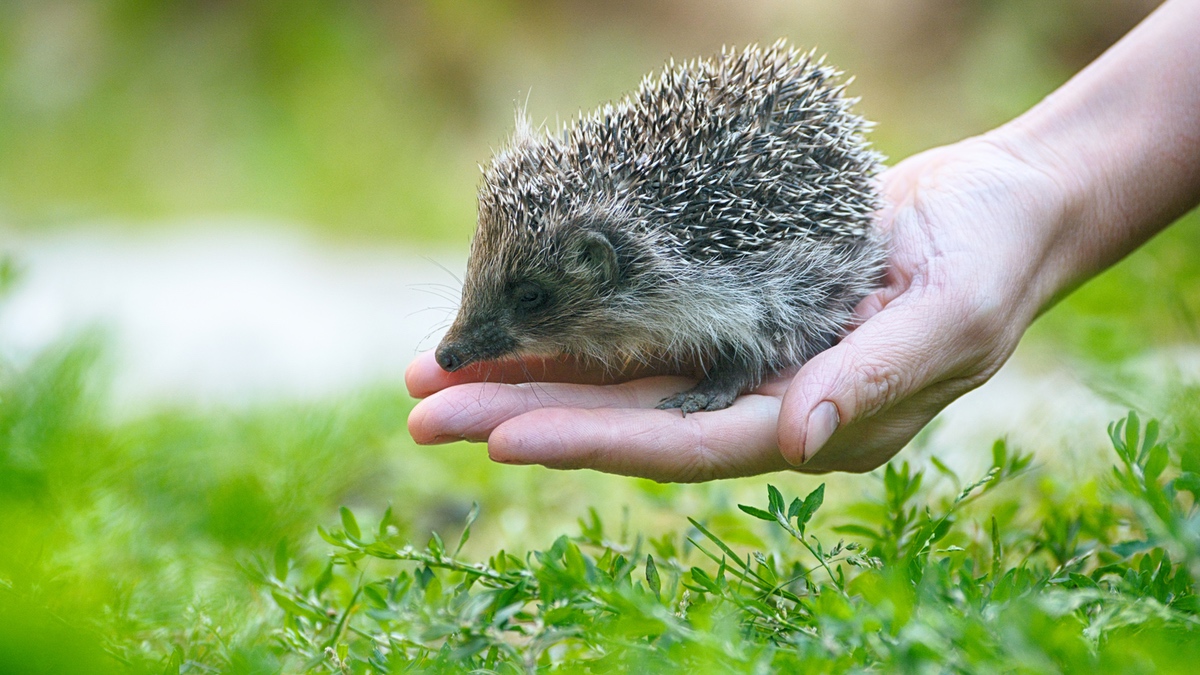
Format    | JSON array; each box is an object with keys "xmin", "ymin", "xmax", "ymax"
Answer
[{"xmin": 976, "ymin": 122, "xmax": 1084, "ymax": 318}]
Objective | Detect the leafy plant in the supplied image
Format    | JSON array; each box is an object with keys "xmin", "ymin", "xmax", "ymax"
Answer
[
  {"xmin": 3, "ymin": 331, "xmax": 1199, "ymax": 673},
  {"xmin": 252, "ymin": 411, "xmax": 1200, "ymax": 674}
]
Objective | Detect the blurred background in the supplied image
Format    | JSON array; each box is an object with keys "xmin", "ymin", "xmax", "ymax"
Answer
[
  {"xmin": 1, "ymin": 0, "xmax": 1197, "ymax": 669},
  {"xmin": 0, "ymin": 0, "xmax": 1168, "ymax": 239}
]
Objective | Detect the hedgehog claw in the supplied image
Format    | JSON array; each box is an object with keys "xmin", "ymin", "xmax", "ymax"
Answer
[{"xmin": 657, "ymin": 388, "xmax": 740, "ymax": 414}]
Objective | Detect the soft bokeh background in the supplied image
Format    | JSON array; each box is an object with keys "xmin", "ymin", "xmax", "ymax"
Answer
[{"xmin": 2, "ymin": 0, "xmax": 1197, "ymax": 670}]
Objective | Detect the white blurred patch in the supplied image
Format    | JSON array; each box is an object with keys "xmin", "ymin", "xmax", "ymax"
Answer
[{"xmin": 0, "ymin": 222, "xmax": 464, "ymax": 412}]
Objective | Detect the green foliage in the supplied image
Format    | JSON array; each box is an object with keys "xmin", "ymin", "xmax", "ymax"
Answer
[
  {"xmin": 3, "ymin": 333, "xmax": 1200, "ymax": 673},
  {"xmin": 249, "ymin": 411, "xmax": 1200, "ymax": 673},
  {"xmin": 0, "ymin": 335, "xmax": 413, "ymax": 673}
]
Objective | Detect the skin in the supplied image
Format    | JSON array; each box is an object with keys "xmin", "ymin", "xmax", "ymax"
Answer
[{"xmin": 407, "ymin": 0, "xmax": 1200, "ymax": 482}]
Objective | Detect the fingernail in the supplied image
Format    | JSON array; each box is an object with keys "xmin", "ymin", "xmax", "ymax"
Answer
[
  {"xmin": 803, "ymin": 402, "xmax": 839, "ymax": 463},
  {"xmin": 429, "ymin": 434, "xmax": 484, "ymax": 444},
  {"xmin": 491, "ymin": 456, "xmax": 528, "ymax": 465},
  {"xmin": 488, "ymin": 449, "xmax": 528, "ymax": 465}
]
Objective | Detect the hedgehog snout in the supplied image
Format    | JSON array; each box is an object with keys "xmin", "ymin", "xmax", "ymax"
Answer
[
  {"xmin": 435, "ymin": 343, "xmax": 467, "ymax": 372},
  {"xmin": 435, "ymin": 320, "xmax": 519, "ymax": 373}
]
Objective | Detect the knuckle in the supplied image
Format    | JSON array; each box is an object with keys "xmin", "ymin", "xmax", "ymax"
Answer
[{"xmin": 852, "ymin": 358, "xmax": 905, "ymax": 418}]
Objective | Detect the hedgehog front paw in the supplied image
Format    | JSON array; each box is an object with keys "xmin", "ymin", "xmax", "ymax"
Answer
[{"xmin": 656, "ymin": 386, "xmax": 740, "ymax": 414}]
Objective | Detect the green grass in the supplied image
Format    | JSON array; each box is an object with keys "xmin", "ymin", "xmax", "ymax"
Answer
[
  {"xmin": 2, "ymin": 330, "xmax": 1199, "ymax": 673},
  {"xmin": 255, "ymin": 415, "xmax": 1200, "ymax": 673}
]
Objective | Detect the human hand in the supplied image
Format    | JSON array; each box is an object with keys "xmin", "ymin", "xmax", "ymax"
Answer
[{"xmin": 406, "ymin": 136, "xmax": 1067, "ymax": 480}]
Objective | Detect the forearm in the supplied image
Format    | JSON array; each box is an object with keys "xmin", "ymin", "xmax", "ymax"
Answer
[{"xmin": 992, "ymin": 0, "xmax": 1200, "ymax": 310}]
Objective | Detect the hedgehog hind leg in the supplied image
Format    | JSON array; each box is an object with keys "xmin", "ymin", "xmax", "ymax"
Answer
[{"xmin": 656, "ymin": 354, "xmax": 758, "ymax": 414}]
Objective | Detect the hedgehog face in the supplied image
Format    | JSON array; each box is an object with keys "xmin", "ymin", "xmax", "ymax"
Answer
[{"xmin": 435, "ymin": 218, "xmax": 632, "ymax": 373}]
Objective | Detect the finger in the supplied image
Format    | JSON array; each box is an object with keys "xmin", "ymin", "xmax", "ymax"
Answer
[
  {"xmin": 778, "ymin": 291, "xmax": 985, "ymax": 466},
  {"xmin": 405, "ymin": 351, "xmax": 664, "ymax": 398},
  {"xmin": 407, "ymin": 376, "xmax": 694, "ymax": 444},
  {"xmin": 488, "ymin": 395, "xmax": 789, "ymax": 482},
  {"xmin": 850, "ymin": 285, "xmax": 901, "ymax": 326},
  {"xmin": 853, "ymin": 258, "xmax": 912, "ymax": 324},
  {"xmin": 796, "ymin": 378, "xmax": 971, "ymax": 473}
]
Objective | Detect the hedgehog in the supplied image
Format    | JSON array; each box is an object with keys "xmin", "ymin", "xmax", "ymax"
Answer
[{"xmin": 435, "ymin": 41, "xmax": 885, "ymax": 414}]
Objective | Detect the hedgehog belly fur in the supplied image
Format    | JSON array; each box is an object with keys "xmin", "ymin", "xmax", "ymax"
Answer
[{"xmin": 593, "ymin": 234, "xmax": 885, "ymax": 390}]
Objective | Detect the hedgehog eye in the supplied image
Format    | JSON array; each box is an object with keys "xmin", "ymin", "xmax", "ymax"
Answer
[{"xmin": 512, "ymin": 282, "xmax": 547, "ymax": 311}]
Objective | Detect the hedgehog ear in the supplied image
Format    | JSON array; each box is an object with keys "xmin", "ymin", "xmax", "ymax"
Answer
[{"xmin": 568, "ymin": 230, "xmax": 619, "ymax": 285}]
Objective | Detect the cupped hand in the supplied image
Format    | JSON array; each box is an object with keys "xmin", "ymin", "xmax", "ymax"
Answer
[{"xmin": 406, "ymin": 136, "xmax": 1065, "ymax": 481}]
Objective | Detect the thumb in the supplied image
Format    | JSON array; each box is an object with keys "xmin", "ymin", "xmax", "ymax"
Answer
[{"xmin": 777, "ymin": 298, "xmax": 965, "ymax": 466}]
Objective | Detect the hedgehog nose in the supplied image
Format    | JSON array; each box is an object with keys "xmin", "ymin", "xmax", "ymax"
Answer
[{"xmin": 435, "ymin": 344, "xmax": 465, "ymax": 372}]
